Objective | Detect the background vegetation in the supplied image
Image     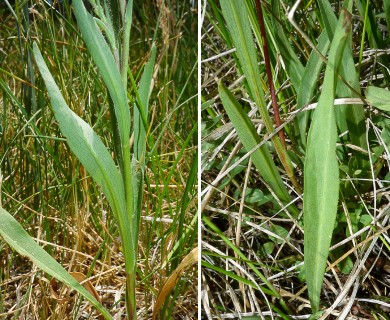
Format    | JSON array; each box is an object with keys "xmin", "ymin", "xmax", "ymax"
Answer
[
  {"xmin": 0, "ymin": 0, "xmax": 197, "ymax": 319},
  {"xmin": 201, "ymin": 0, "xmax": 389, "ymax": 318}
]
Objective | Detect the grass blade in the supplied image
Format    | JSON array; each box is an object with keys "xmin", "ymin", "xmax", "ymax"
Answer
[
  {"xmin": 201, "ymin": 261, "xmax": 265, "ymax": 292},
  {"xmin": 202, "ymin": 215, "xmax": 280, "ymax": 297},
  {"xmin": 0, "ymin": 207, "xmax": 113, "ymax": 320},
  {"xmin": 304, "ymin": 9, "xmax": 352, "ymax": 312}
]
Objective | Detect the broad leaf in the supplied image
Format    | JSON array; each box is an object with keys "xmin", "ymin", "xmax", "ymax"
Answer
[
  {"xmin": 366, "ymin": 86, "xmax": 390, "ymax": 111},
  {"xmin": 304, "ymin": 9, "xmax": 351, "ymax": 312}
]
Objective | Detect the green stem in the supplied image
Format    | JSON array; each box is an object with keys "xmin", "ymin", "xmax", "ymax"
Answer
[
  {"xmin": 121, "ymin": 2, "xmax": 136, "ymax": 318},
  {"xmin": 122, "ymin": 142, "xmax": 136, "ymax": 319}
]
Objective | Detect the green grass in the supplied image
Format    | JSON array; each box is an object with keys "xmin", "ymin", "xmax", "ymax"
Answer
[
  {"xmin": 0, "ymin": 0, "xmax": 197, "ymax": 319},
  {"xmin": 201, "ymin": 0, "xmax": 389, "ymax": 318}
]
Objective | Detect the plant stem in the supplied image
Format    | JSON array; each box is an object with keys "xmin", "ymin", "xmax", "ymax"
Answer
[
  {"xmin": 122, "ymin": 142, "xmax": 137, "ymax": 319},
  {"xmin": 120, "ymin": 2, "xmax": 137, "ymax": 318},
  {"xmin": 255, "ymin": 0, "xmax": 286, "ymax": 149}
]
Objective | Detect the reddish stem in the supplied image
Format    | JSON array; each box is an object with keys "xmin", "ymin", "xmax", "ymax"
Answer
[{"xmin": 255, "ymin": 0, "xmax": 286, "ymax": 149}]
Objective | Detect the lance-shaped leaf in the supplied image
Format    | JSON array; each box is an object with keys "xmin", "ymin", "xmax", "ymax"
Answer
[
  {"xmin": 219, "ymin": 0, "xmax": 298, "ymax": 191},
  {"xmin": 131, "ymin": 43, "xmax": 157, "ymax": 249},
  {"xmin": 219, "ymin": 0, "xmax": 273, "ymax": 134},
  {"xmin": 269, "ymin": 0, "xmax": 304, "ymax": 91},
  {"xmin": 296, "ymin": 30, "xmax": 329, "ymax": 146},
  {"xmin": 0, "ymin": 207, "xmax": 113, "ymax": 320},
  {"xmin": 218, "ymin": 82, "xmax": 291, "ymax": 206},
  {"xmin": 32, "ymin": 42, "xmax": 127, "ymax": 237},
  {"xmin": 72, "ymin": 0, "xmax": 130, "ymax": 145},
  {"xmin": 317, "ymin": 0, "xmax": 367, "ymax": 150},
  {"xmin": 304, "ymin": 9, "xmax": 351, "ymax": 312}
]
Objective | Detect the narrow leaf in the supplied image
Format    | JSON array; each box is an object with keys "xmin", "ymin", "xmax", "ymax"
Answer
[
  {"xmin": 219, "ymin": 0, "xmax": 270, "ymax": 128},
  {"xmin": 304, "ymin": 9, "xmax": 351, "ymax": 312},
  {"xmin": 134, "ymin": 44, "xmax": 157, "ymax": 163},
  {"xmin": 131, "ymin": 44, "xmax": 157, "ymax": 250},
  {"xmin": 201, "ymin": 261, "xmax": 263, "ymax": 292},
  {"xmin": 0, "ymin": 208, "xmax": 113, "ymax": 320},
  {"xmin": 33, "ymin": 42, "xmax": 127, "ymax": 229},
  {"xmin": 219, "ymin": 0, "xmax": 298, "ymax": 192},
  {"xmin": 218, "ymin": 82, "xmax": 292, "ymax": 206},
  {"xmin": 202, "ymin": 215, "xmax": 279, "ymax": 297},
  {"xmin": 317, "ymin": 0, "xmax": 367, "ymax": 150},
  {"xmin": 72, "ymin": 0, "xmax": 130, "ymax": 145},
  {"xmin": 269, "ymin": 0, "xmax": 304, "ymax": 91},
  {"xmin": 296, "ymin": 30, "xmax": 329, "ymax": 146}
]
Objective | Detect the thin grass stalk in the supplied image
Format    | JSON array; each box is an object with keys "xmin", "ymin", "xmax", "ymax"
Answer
[{"xmin": 122, "ymin": 142, "xmax": 136, "ymax": 319}]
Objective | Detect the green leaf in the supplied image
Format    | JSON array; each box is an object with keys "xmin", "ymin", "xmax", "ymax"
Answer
[
  {"xmin": 366, "ymin": 86, "xmax": 390, "ymax": 111},
  {"xmin": 219, "ymin": 0, "xmax": 298, "ymax": 192},
  {"xmin": 304, "ymin": 9, "xmax": 351, "ymax": 312},
  {"xmin": 317, "ymin": 0, "xmax": 367, "ymax": 150},
  {"xmin": 131, "ymin": 44, "xmax": 157, "ymax": 252},
  {"xmin": 32, "ymin": 42, "xmax": 127, "ymax": 239},
  {"xmin": 218, "ymin": 82, "xmax": 291, "ymax": 206},
  {"xmin": 338, "ymin": 256, "xmax": 353, "ymax": 274},
  {"xmin": 270, "ymin": 0, "xmax": 304, "ymax": 91},
  {"xmin": 219, "ymin": 0, "xmax": 267, "ymax": 114},
  {"xmin": 72, "ymin": 0, "xmax": 130, "ymax": 146},
  {"xmin": 243, "ymin": 188, "xmax": 272, "ymax": 206},
  {"xmin": 202, "ymin": 215, "xmax": 279, "ymax": 297},
  {"xmin": 134, "ymin": 44, "xmax": 157, "ymax": 164},
  {"xmin": 296, "ymin": 30, "xmax": 329, "ymax": 146},
  {"xmin": 269, "ymin": 225, "xmax": 289, "ymax": 245},
  {"xmin": 263, "ymin": 242, "xmax": 275, "ymax": 255},
  {"xmin": 0, "ymin": 208, "xmax": 113, "ymax": 320},
  {"xmin": 33, "ymin": 40, "xmax": 136, "ymax": 318},
  {"xmin": 201, "ymin": 261, "xmax": 265, "ymax": 292}
]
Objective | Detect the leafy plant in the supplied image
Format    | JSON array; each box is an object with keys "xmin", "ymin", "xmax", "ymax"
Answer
[
  {"xmin": 1, "ymin": 0, "xmax": 152, "ymax": 318},
  {"xmin": 202, "ymin": 0, "xmax": 389, "ymax": 317},
  {"xmin": 0, "ymin": 0, "xmax": 197, "ymax": 319}
]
